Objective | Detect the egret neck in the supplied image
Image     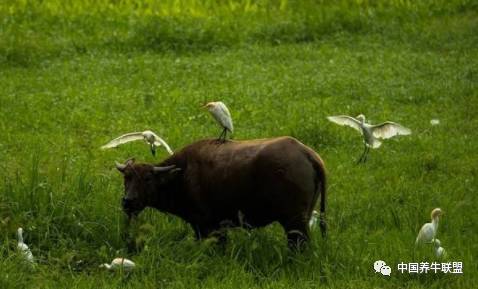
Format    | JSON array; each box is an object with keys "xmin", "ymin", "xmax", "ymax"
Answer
[
  {"xmin": 432, "ymin": 215, "xmax": 439, "ymax": 237},
  {"xmin": 17, "ymin": 228, "xmax": 23, "ymax": 243}
]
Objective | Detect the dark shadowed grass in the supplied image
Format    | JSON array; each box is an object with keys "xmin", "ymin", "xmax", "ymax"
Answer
[{"xmin": 1, "ymin": 0, "xmax": 478, "ymax": 288}]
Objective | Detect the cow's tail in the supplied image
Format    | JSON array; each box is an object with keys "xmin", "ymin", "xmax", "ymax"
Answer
[
  {"xmin": 306, "ymin": 148, "xmax": 327, "ymax": 238},
  {"xmin": 318, "ymin": 163, "xmax": 327, "ymax": 238}
]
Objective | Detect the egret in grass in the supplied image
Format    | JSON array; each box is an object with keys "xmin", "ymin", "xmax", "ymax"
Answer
[
  {"xmin": 203, "ymin": 101, "xmax": 233, "ymax": 142},
  {"xmin": 415, "ymin": 208, "xmax": 443, "ymax": 245},
  {"xmin": 430, "ymin": 119, "xmax": 440, "ymax": 126},
  {"xmin": 309, "ymin": 210, "xmax": 319, "ymax": 229},
  {"xmin": 100, "ymin": 258, "xmax": 135, "ymax": 271},
  {"xmin": 101, "ymin": 130, "xmax": 173, "ymax": 156},
  {"xmin": 327, "ymin": 114, "xmax": 411, "ymax": 163},
  {"xmin": 434, "ymin": 239, "xmax": 447, "ymax": 258},
  {"xmin": 17, "ymin": 228, "xmax": 34, "ymax": 263}
]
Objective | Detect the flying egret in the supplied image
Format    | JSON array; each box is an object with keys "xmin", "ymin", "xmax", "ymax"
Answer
[
  {"xmin": 17, "ymin": 228, "xmax": 34, "ymax": 263},
  {"xmin": 203, "ymin": 101, "xmax": 233, "ymax": 142},
  {"xmin": 415, "ymin": 208, "xmax": 443, "ymax": 245},
  {"xmin": 100, "ymin": 258, "xmax": 135, "ymax": 271},
  {"xmin": 434, "ymin": 239, "xmax": 446, "ymax": 258},
  {"xmin": 327, "ymin": 114, "xmax": 411, "ymax": 163},
  {"xmin": 101, "ymin": 130, "xmax": 173, "ymax": 156},
  {"xmin": 309, "ymin": 210, "xmax": 319, "ymax": 229}
]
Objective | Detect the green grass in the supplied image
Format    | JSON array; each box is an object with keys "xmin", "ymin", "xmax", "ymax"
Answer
[{"xmin": 1, "ymin": 0, "xmax": 477, "ymax": 288}]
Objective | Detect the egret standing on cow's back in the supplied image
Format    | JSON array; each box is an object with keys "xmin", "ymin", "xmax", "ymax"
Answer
[
  {"xmin": 203, "ymin": 101, "xmax": 233, "ymax": 142},
  {"xmin": 327, "ymin": 114, "xmax": 411, "ymax": 163}
]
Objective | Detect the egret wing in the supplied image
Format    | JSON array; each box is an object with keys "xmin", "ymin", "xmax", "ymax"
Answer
[
  {"xmin": 327, "ymin": 115, "xmax": 362, "ymax": 133},
  {"xmin": 218, "ymin": 102, "xmax": 233, "ymax": 132},
  {"xmin": 371, "ymin": 122, "xmax": 411, "ymax": 139},
  {"xmin": 371, "ymin": 138, "xmax": 382, "ymax": 149},
  {"xmin": 101, "ymin": 132, "xmax": 145, "ymax": 149},
  {"xmin": 153, "ymin": 136, "xmax": 174, "ymax": 155},
  {"xmin": 415, "ymin": 223, "xmax": 434, "ymax": 244}
]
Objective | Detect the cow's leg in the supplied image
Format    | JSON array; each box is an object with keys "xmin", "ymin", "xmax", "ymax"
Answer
[
  {"xmin": 193, "ymin": 223, "xmax": 228, "ymax": 246},
  {"xmin": 210, "ymin": 228, "xmax": 228, "ymax": 246},
  {"xmin": 287, "ymin": 229, "xmax": 309, "ymax": 250},
  {"xmin": 281, "ymin": 218, "xmax": 310, "ymax": 250},
  {"xmin": 193, "ymin": 225, "xmax": 201, "ymax": 240},
  {"xmin": 122, "ymin": 215, "xmax": 138, "ymax": 253},
  {"xmin": 193, "ymin": 225, "xmax": 212, "ymax": 240}
]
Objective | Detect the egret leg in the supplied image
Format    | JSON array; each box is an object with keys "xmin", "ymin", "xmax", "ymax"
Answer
[
  {"xmin": 363, "ymin": 146, "xmax": 370, "ymax": 163},
  {"xmin": 223, "ymin": 129, "xmax": 229, "ymax": 142},
  {"xmin": 217, "ymin": 128, "xmax": 226, "ymax": 141},
  {"xmin": 218, "ymin": 128, "xmax": 227, "ymax": 142},
  {"xmin": 357, "ymin": 145, "xmax": 368, "ymax": 164}
]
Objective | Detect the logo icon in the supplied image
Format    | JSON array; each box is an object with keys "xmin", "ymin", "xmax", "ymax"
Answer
[
  {"xmin": 381, "ymin": 265, "xmax": 392, "ymax": 276},
  {"xmin": 374, "ymin": 260, "xmax": 391, "ymax": 276}
]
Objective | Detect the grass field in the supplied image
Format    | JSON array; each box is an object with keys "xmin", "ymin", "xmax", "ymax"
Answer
[{"xmin": 1, "ymin": 0, "xmax": 477, "ymax": 288}]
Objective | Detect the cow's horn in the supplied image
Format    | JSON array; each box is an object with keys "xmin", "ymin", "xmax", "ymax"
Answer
[
  {"xmin": 153, "ymin": 165, "xmax": 176, "ymax": 172},
  {"xmin": 115, "ymin": 161, "xmax": 126, "ymax": 171}
]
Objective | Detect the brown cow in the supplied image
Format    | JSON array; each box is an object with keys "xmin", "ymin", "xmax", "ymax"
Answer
[{"xmin": 116, "ymin": 137, "xmax": 327, "ymax": 248}]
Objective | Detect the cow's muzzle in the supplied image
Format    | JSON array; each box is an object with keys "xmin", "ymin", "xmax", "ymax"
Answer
[{"xmin": 121, "ymin": 197, "xmax": 141, "ymax": 217}]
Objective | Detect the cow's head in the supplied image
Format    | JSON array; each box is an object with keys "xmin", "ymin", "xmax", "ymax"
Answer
[{"xmin": 115, "ymin": 158, "xmax": 181, "ymax": 217}]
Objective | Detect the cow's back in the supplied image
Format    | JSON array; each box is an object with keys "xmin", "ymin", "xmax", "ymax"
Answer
[{"xmin": 168, "ymin": 137, "xmax": 322, "ymax": 227}]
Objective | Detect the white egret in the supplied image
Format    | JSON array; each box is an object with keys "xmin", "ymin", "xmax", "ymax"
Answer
[
  {"xmin": 415, "ymin": 208, "xmax": 443, "ymax": 245},
  {"xmin": 309, "ymin": 210, "xmax": 319, "ymax": 229},
  {"xmin": 434, "ymin": 239, "xmax": 446, "ymax": 258},
  {"xmin": 327, "ymin": 114, "xmax": 411, "ymax": 163},
  {"xmin": 430, "ymin": 119, "xmax": 440, "ymax": 126},
  {"xmin": 101, "ymin": 130, "xmax": 173, "ymax": 156},
  {"xmin": 17, "ymin": 228, "xmax": 34, "ymax": 263},
  {"xmin": 100, "ymin": 258, "xmax": 135, "ymax": 271},
  {"xmin": 203, "ymin": 101, "xmax": 233, "ymax": 141}
]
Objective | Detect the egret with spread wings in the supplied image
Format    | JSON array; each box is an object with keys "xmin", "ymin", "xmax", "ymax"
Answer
[
  {"xmin": 101, "ymin": 130, "xmax": 173, "ymax": 156},
  {"xmin": 327, "ymin": 114, "xmax": 411, "ymax": 163}
]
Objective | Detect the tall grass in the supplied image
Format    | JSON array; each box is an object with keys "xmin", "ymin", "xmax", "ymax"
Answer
[{"xmin": 1, "ymin": 0, "xmax": 476, "ymax": 66}]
